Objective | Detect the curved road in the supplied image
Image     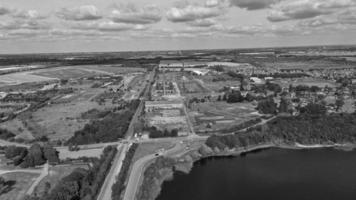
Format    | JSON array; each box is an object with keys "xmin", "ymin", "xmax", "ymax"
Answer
[{"xmin": 123, "ymin": 141, "xmax": 189, "ymax": 200}]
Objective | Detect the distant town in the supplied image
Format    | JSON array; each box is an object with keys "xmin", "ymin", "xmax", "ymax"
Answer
[{"xmin": 1, "ymin": 45, "xmax": 356, "ymax": 200}]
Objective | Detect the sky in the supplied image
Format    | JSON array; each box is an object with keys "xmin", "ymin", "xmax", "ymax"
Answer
[{"xmin": 0, "ymin": 0, "xmax": 356, "ymax": 54}]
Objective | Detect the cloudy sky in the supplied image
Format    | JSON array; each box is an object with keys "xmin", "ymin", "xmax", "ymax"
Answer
[{"xmin": 0, "ymin": 0, "xmax": 356, "ymax": 54}]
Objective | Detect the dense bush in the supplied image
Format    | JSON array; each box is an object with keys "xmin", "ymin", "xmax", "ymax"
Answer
[
  {"xmin": 257, "ymin": 97, "xmax": 277, "ymax": 114},
  {"xmin": 67, "ymin": 101, "xmax": 139, "ymax": 145},
  {"xmin": 226, "ymin": 90, "xmax": 244, "ymax": 103},
  {"xmin": 0, "ymin": 128, "xmax": 15, "ymax": 140},
  {"xmin": 206, "ymin": 113, "xmax": 356, "ymax": 150},
  {"xmin": 5, "ymin": 144, "xmax": 59, "ymax": 168},
  {"xmin": 136, "ymin": 157, "xmax": 176, "ymax": 200},
  {"xmin": 145, "ymin": 127, "xmax": 178, "ymax": 138}
]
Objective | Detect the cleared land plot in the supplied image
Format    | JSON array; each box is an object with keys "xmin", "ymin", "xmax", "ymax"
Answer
[
  {"xmin": 0, "ymin": 172, "xmax": 38, "ymax": 200},
  {"xmin": 263, "ymin": 60, "xmax": 353, "ymax": 70},
  {"xmin": 58, "ymin": 147, "xmax": 104, "ymax": 160},
  {"xmin": 30, "ymin": 99, "xmax": 112, "ymax": 141},
  {"xmin": 33, "ymin": 68, "xmax": 104, "ymax": 79},
  {"xmin": 77, "ymin": 65, "xmax": 146, "ymax": 74},
  {"xmin": 19, "ymin": 85, "xmax": 114, "ymax": 141},
  {"xmin": 189, "ymin": 102, "xmax": 259, "ymax": 133},
  {"xmin": 0, "ymin": 73, "xmax": 56, "ymax": 85}
]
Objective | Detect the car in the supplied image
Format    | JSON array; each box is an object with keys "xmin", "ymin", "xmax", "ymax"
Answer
[{"xmin": 155, "ymin": 153, "xmax": 160, "ymax": 156}]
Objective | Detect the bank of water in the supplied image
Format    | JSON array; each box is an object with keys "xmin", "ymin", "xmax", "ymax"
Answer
[{"xmin": 157, "ymin": 148, "xmax": 356, "ymax": 200}]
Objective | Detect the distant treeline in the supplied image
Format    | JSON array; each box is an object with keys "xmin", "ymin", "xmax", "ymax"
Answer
[
  {"xmin": 206, "ymin": 112, "xmax": 356, "ymax": 150},
  {"xmin": 0, "ymin": 56, "xmax": 160, "ymax": 66}
]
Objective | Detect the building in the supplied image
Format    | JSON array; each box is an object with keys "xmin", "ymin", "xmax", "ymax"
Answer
[{"xmin": 145, "ymin": 100, "xmax": 184, "ymax": 112}]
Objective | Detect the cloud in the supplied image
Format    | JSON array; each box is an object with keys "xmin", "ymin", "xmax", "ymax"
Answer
[
  {"xmin": 230, "ymin": 0, "xmax": 279, "ymax": 10},
  {"xmin": 166, "ymin": 1, "xmax": 226, "ymax": 22},
  {"xmin": 0, "ymin": 5, "xmax": 11, "ymax": 15},
  {"xmin": 0, "ymin": 20, "xmax": 50, "ymax": 30},
  {"xmin": 111, "ymin": 4, "xmax": 161, "ymax": 24},
  {"xmin": 188, "ymin": 19, "xmax": 216, "ymax": 27},
  {"xmin": 12, "ymin": 10, "xmax": 46, "ymax": 20},
  {"xmin": 71, "ymin": 20, "xmax": 147, "ymax": 32},
  {"xmin": 337, "ymin": 8, "xmax": 356, "ymax": 24},
  {"xmin": 268, "ymin": 0, "xmax": 356, "ymax": 22},
  {"xmin": 56, "ymin": 5, "xmax": 102, "ymax": 21}
]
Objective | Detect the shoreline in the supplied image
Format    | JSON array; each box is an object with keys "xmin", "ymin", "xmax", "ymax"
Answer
[{"xmin": 148, "ymin": 142, "xmax": 356, "ymax": 200}]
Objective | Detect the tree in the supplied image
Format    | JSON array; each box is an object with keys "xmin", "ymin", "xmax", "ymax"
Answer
[
  {"xmin": 226, "ymin": 91, "xmax": 244, "ymax": 103},
  {"xmin": 300, "ymin": 103, "xmax": 327, "ymax": 116},
  {"xmin": 279, "ymin": 98, "xmax": 289, "ymax": 113},
  {"xmin": 335, "ymin": 97, "xmax": 344, "ymax": 111},
  {"xmin": 257, "ymin": 98, "xmax": 277, "ymax": 114},
  {"xmin": 43, "ymin": 145, "xmax": 60, "ymax": 165},
  {"xmin": 21, "ymin": 144, "xmax": 46, "ymax": 168},
  {"xmin": 5, "ymin": 146, "xmax": 27, "ymax": 159}
]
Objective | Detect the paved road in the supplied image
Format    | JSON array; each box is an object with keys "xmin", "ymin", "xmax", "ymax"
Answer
[
  {"xmin": 0, "ymin": 169, "xmax": 42, "ymax": 175},
  {"xmin": 0, "ymin": 139, "xmax": 29, "ymax": 147},
  {"xmin": 123, "ymin": 142, "xmax": 185, "ymax": 200},
  {"xmin": 96, "ymin": 144, "xmax": 129, "ymax": 200},
  {"xmin": 26, "ymin": 163, "xmax": 49, "ymax": 195}
]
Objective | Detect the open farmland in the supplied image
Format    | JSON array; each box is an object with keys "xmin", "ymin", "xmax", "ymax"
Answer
[
  {"xmin": 263, "ymin": 60, "xmax": 352, "ymax": 70},
  {"xmin": 78, "ymin": 65, "xmax": 146, "ymax": 74},
  {"xmin": 27, "ymin": 86, "xmax": 115, "ymax": 141},
  {"xmin": 0, "ymin": 72, "xmax": 56, "ymax": 85},
  {"xmin": 188, "ymin": 102, "xmax": 260, "ymax": 134},
  {"xmin": 0, "ymin": 172, "xmax": 39, "ymax": 200},
  {"xmin": 33, "ymin": 68, "xmax": 105, "ymax": 79}
]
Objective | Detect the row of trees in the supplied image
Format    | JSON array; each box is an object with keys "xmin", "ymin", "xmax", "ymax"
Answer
[
  {"xmin": 206, "ymin": 112, "xmax": 356, "ymax": 150},
  {"xmin": 111, "ymin": 143, "xmax": 139, "ymax": 200},
  {"xmin": 145, "ymin": 126, "xmax": 179, "ymax": 138},
  {"xmin": 5, "ymin": 144, "xmax": 59, "ymax": 167}
]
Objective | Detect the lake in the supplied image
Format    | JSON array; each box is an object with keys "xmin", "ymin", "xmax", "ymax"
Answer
[{"xmin": 157, "ymin": 148, "xmax": 356, "ymax": 200}]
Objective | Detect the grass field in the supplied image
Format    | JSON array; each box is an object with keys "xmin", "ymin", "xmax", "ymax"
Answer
[
  {"xmin": 0, "ymin": 73, "xmax": 56, "ymax": 85},
  {"xmin": 0, "ymin": 172, "xmax": 38, "ymax": 200},
  {"xmin": 189, "ymin": 102, "xmax": 259, "ymax": 133},
  {"xmin": 33, "ymin": 68, "xmax": 103, "ymax": 79}
]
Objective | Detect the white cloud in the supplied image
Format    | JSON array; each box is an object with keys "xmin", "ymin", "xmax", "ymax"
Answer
[
  {"xmin": 268, "ymin": 0, "xmax": 356, "ymax": 22},
  {"xmin": 12, "ymin": 10, "xmax": 46, "ymax": 20},
  {"xmin": 167, "ymin": 1, "xmax": 226, "ymax": 22},
  {"xmin": 56, "ymin": 5, "xmax": 102, "ymax": 21},
  {"xmin": 111, "ymin": 4, "xmax": 161, "ymax": 24},
  {"xmin": 0, "ymin": 19, "xmax": 50, "ymax": 30}
]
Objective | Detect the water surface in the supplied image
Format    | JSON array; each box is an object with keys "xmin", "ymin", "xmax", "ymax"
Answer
[{"xmin": 157, "ymin": 148, "xmax": 356, "ymax": 200}]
